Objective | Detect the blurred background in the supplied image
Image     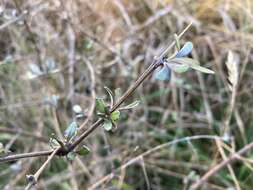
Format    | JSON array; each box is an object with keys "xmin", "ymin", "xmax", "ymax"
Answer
[{"xmin": 0, "ymin": 0, "xmax": 252, "ymax": 189}]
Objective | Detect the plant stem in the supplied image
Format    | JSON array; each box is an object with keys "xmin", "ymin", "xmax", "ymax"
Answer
[
  {"xmin": 25, "ymin": 148, "xmax": 59, "ymax": 190},
  {"xmin": 0, "ymin": 22, "xmax": 192, "ymax": 163},
  {"xmin": 69, "ymin": 61, "xmax": 161, "ymax": 151},
  {"xmin": 0, "ymin": 150, "xmax": 53, "ymax": 163}
]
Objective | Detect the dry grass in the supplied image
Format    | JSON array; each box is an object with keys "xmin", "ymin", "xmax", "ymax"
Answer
[{"xmin": 0, "ymin": 0, "xmax": 253, "ymax": 189}]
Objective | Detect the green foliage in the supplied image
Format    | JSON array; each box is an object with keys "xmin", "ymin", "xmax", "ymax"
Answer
[
  {"xmin": 110, "ymin": 110, "xmax": 120, "ymax": 122},
  {"xmin": 66, "ymin": 152, "xmax": 76, "ymax": 161},
  {"xmin": 103, "ymin": 119, "xmax": 113, "ymax": 131},
  {"xmin": 171, "ymin": 58, "xmax": 215, "ymax": 74},
  {"xmin": 49, "ymin": 138, "xmax": 61, "ymax": 149},
  {"xmin": 64, "ymin": 121, "xmax": 78, "ymax": 140},
  {"xmin": 119, "ymin": 100, "xmax": 140, "ymax": 110},
  {"xmin": 76, "ymin": 145, "xmax": 90, "ymax": 156},
  {"xmin": 96, "ymin": 98, "xmax": 107, "ymax": 113},
  {"xmin": 172, "ymin": 64, "xmax": 190, "ymax": 73},
  {"xmin": 1, "ymin": 2, "xmax": 252, "ymax": 190}
]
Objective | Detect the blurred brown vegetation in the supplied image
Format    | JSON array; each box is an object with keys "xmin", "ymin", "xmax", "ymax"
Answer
[{"xmin": 0, "ymin": 0, "xmax": 253, "ymax": 189}]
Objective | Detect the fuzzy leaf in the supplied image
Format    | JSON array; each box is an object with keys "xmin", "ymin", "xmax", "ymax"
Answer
[
  {"xmin": 29, "ymin": 63, "xmax": 43, "ymax": 76},
  {"xmin": 171, "ymin": 64, "xmax": 190, "ymax": 73},
  {"xmin": 119, "ymin": 100, "xmax": 140, "ymax": 110},
  {"xmin": 111, "ymin": 110, "xmax": 120, "ymax": 122},
  {"xmin": 175, "ymin": 41, "xmax": 193, "ymax": 58},
  {"xmin": 103, "ymin": 120, "xmax": 113, "ymax": 131},
  {"xmin": 76, "ymin": 145, "xmax": 90, "ymax": 156},
  {"xmin": 67, "ymin": 152, "xmax": 76, "ymax": 161},
  {"xmin": 190, "ymin": 63, "xmax": 215, "ymax": 74},
  {"xmin": 154, "ymin": 65, "xmax": 171, "ymax": 81},
  {"xmin": 64, "ymin": 121, "xmax": 78, "ymax": 140},
  {"xmin": 170, "ymin": 58, "xmax": 215, "ymax": 74},
  {"xmin": 96, "ymin": 98, "xmax": 106, "ymax": 113},
  {"xmin": 49, "ymin": 138, "xmax": 61, "ymax": 149}
]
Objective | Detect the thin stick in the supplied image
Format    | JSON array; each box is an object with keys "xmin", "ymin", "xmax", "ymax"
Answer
[
  {"xmin": 216, "ymin": 140, "xmax": 241, "ymax": 190},
  {"xmin": 78, "ymin": 56, "xmax": 96, "ymax": 131},
  {"xmin": 190, "ymin": 140, "xmax": 253, "ymax": 189},
  {"xmin": 25, "ymin": 148, "xmax": 59, "ymax": 190},
  {"xmin": 158, "ymin": 22, "xmax": 192, "ymax": 59},
  {"xmin": 0, "ymin": 150, "xmax": 53, "ymax": 163},
  {"xmin": 0, "ymin": 127, "xmax": 48, "ymax": 142},
  {"xmin": 88, "ymin": 135, "xmax": 224, "ymax": 190},
  {"xmin": 0, "ymin": 23, "xmax": 193, "ymax": 163}
]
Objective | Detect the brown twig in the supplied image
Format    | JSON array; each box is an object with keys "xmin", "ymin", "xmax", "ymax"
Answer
[
  {"xmin": 0, "ymin": 150, "xmax": 53, "ymax": 163},
  {"xmin": 0, "ymin": 22, "xmax": 192, "ymax": 163},
  {"xmin": 24, "ymin": 148, "xmax": 59, "ymax": 190},
  {"xmin": 190, "ymin": 140, "xmax": 253, "ymax": 189},
  {"xmin": 0, "ymin": 127, "xmax": 48, "ymax": 142}
]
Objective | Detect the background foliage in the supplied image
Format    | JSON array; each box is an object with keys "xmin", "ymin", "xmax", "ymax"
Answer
[{"xmin": 0, "ymin": 0, "xmax": 252, "ymax": 189}]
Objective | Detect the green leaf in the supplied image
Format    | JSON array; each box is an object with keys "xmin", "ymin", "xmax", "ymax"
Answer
[
  {"xmin": 96, "ymin": 98, "xmax": 106, "ymax": 113},
  {"xmin": 170, "ymin": 58, "xmax": 215, "ymax": 74},
  {"xmin": 171, "ymin": 64, "xmax": 189, "ymax": 73},
  {"xmin": 154, "ymin": 64, "xmax": 171, "ymax": 81},
  {"xmin": 103, "ymin": 120, "xmax": 113, "ymax": 131},
  {"xmin": 49, "ymin": 138, "xmax": 61, "ymax": 149},
  {"xmin": 76, "ymin": 145, "xmax": 90, "ymax": 156},
  {"xmin": 64, "ymin": 121, "xmax": 78, "ymax": 140},
  {"xmin": 110, "ymin": 110, "xmax": 120, "ymax": 122},
  {"xmin": 190, "ymin": 63, "xmax": 215, "ymax": 74},
  {"xmin": 67, "ymin": 152, "xmax": 76, "ymax": 161},
  {"xmin": 119, "ymin": 100, "xmax": 140, "ymax": 110}
]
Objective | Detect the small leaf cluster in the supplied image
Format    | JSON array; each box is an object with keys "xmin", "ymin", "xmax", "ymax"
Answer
[
  {"xmin": 26, "ymin": 58, "xmax": 59, "ymax": 79},
  {"xmin": 48, "ymin": 104, "xmax": 90, "ymax": 161},
  {"xmin": 66, "ymin": 145, "xmax": 90, "ymax": 161},
  {"xmin": 96, "ymin": 87, "xmax": 140, "ymax": 131},
  {"xmin": 96, "ymin": 98, "xmax": 120, "ymax": 131},
  {"xmin": 154, "ymin": 36, "xmax": 215, "ymax": 81}
]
